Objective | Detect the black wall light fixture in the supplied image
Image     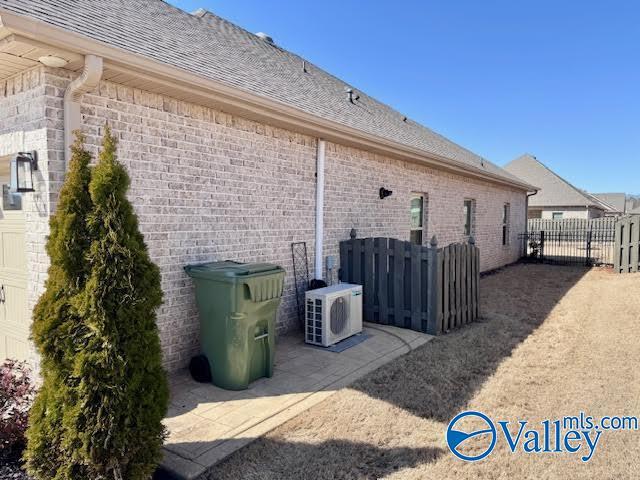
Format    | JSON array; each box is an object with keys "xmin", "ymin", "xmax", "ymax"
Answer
[
  {"xmin": 379, "ymin": 187, "xmax": 393, "ymax": 199},
  {"xmin": 11, "ymin": 151, "xmax": 38, "ymax": 193}
]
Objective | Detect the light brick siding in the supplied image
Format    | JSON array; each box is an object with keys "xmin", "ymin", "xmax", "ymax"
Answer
[
  {"xmin": 6, "ymin": 67, "xmax": 526, "ymax": 372},
  {"xmin": 0, "ymin": 67, "xmax": 53, "ymax": 367}
]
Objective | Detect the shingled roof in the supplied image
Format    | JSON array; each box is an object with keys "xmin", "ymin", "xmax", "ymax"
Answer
[
  {"xmin": 0, "ymin": 0, "xmax": 530, "ymax": 188},
  {"xmin": 591, "ymin": 193, "xmax": 627, "ymax": 213},
  {"xmin": 504, "ymin": 154, "xmax": 611, "ymax": 210}
]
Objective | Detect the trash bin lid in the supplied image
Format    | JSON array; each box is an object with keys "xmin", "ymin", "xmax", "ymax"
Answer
[{"xmin": 184, "ymin": 261, "xmax": 284, "ymax": 281}]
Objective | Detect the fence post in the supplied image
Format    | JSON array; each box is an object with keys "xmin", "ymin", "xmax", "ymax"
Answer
[
  {"xmin": 426, "ymin": 235, "xmax": 440, "ymax": 335},
  {"xmin": 614, "ymin": 218, "xmax": 622, "ymax": 272},
  {"xmin": 586, "ymin": 230, "xmax": 592, "ymax": 267},
  {"xmin": 540, "ymin": 230, "xmax": 545, "ymax": 263}
]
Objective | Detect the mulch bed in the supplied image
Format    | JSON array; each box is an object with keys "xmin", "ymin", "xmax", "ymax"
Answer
[{"xmin": 0, "ymin": 460, "xmax": 32, "ymax": 480}]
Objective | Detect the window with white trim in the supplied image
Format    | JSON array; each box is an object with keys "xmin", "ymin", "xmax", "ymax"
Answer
[
  {"xmin": 502, "ymin": 203, "xmax": 510, "ymax": 245},
  {"xmin": 463, "ymin": 199, "xmax": 475, "ymax": 236},
  {"xmin": 410, "ymin": 193, "xmax": 426, "ymax": 245}
]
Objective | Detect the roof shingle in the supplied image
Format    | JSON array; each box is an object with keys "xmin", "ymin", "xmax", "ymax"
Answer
[
  {"xmin": 504, "ymin": 154, "xmax": 606, "ymax": 209},
  {"xmin": 0, "ymin": 0, "xmax": 526, "ymax": 187}
]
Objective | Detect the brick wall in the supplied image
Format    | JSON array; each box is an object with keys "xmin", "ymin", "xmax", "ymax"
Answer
[
  {"xmin": 19, "ymin": 68, "xmax": 526, "ymax": 372},
  {"xmin": 0, "ymin": 67, "xmax": 50, "ymax": 367}
]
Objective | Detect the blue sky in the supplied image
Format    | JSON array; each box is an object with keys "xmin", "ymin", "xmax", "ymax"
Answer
[{"xmin": 169, "ymin": 1, "xmax": 639, "ymax": 194}]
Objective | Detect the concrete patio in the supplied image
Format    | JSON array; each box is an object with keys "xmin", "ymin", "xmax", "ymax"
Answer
[{"xmin": 159, "ymin": 323, "xmax": 432, "ymax": 479}]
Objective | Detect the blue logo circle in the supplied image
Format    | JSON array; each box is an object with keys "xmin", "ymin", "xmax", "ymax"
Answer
[{"xmin": 446, "ymin": 411, "xmax": 497, "ymax": 461}]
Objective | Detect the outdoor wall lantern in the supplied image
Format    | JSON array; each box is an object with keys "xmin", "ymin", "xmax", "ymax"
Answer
[
  {"xmin": 10, "ymin": 151, "xmax": 38, "ymax": 193},
  {"xmin": 379, "ymin": 187, "xmax": 393, "ymax": 199}
]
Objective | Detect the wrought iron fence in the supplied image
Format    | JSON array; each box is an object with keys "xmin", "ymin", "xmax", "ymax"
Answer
[{"xmin": 519, "ymin": 228, "xmax": 615, "ymax": 266}]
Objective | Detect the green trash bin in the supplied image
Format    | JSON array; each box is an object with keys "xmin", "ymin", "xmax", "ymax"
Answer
[{"xmin": 184, "ymin": 261, "xmax": 285, "ymax": 390}]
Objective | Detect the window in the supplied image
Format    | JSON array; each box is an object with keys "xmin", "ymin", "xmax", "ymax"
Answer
[
  {"xmin": 463, "ymin": 199, "xmax": 474, "ymax": 236},
  {"xmin": 410, "ymin": 193, "xmax": 425, "ymax": 245},
  {"xmin": 552, "ymin": 212, "xmax": 563, "ymax": 220},
  {"xmin": 502, "ymin": 203, "xmax": 510, "ymax": 245},
  {"xmin": 0, "ymin": 155, "xmax": 22, "ymax": 211}
]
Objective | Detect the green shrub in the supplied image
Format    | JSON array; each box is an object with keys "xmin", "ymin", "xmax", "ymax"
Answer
[
  {"xmin": 25, "ymin": 128, "xmax": 168, "ymax": 479},
  {"xmin": 25, "ymin": 131, "xmax": 94, "ymax": 480}
]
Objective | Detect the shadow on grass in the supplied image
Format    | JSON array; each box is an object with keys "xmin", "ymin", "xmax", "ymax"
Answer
[
  {"xmin": 348, "ymin": 263, "xmax": 589, "ymax": 423},
  {"xmin": 158, "ymin": 438, "xmax": 442, "ymax": 480}
]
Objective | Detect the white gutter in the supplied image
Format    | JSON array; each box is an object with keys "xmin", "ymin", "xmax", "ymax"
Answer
[
  {"xmin": 315, "ymin": 139, "xmax": 326, "ymax": 280},
  {"xmin": 63, "ymin": 54, "xmax": 103, "ymax": 167}
]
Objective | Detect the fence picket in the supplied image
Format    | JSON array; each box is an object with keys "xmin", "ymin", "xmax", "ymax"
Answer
[
  {"xmin": 455, "ymin": 244, "xmax": 462, "ymax": 328},
  {"xmin": 631, "ymin": 218, "xmax": 640, "ymax": 273},
  {"xmin": 410, "ymin": 244, "xmax": 422, "ymax": 331},
  {"xmin": 392, "ymin": 239, "xmax": 405, "ymax": 327},
  {"xmin": 363, "ymin": 238, "xmax": 374, "ymax": 321},
  {"xmin": 443, "ymin": 246, "xmax": 450, "ymax": 331},
  {"xmin": 375, "ymin": 238, "xmax": 389, "ymax": 324}
]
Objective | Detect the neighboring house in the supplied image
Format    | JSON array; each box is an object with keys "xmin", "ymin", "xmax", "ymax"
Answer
[
  {"xmin": 0, "ymin": 1, "xmax": 534, "ymax": 371},
  {"xmin": 592, "ymin": 193, "xmax": 640, "ymax": 216},
  {"xmin": 504, "ymin": 154, "xmax": 615, "ymax": 220},
  {"xmin": 628, "ymin": 196, "xmax": 640, "ymax": 214},
  {"xmin": 590, "ymin": 193, "xmax": 627, "ymax": 216}
]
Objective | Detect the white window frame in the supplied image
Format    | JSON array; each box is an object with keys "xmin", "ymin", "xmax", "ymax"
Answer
[
  {"xmin": 410, "ymin": 193, "xmax": 425, "ymax": 245},
  {"xmin": 502, "ymin": 203, "xmax": 510, "ymax": 246},
  {"xmin": 463, "ymin": 199, "xmax": 475, "ymax": 237}
]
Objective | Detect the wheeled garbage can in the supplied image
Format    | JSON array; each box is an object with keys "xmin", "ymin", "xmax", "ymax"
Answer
[{"xmin": 184, "ymin": 261, "xmax": 285, "ymax": 390}]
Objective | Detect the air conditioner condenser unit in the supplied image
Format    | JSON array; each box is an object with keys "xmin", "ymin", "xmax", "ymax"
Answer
[{"xmin": 305, "ymin": 283, "xmax": 363, "ymax": 347}]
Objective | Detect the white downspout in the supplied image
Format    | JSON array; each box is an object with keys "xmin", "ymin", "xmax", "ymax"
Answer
[
  {"xmin": 315, "ymin": 139, "xmax": 326, "ymax": 280},
  {"xmin": 63, "ymin": 54, "xmax": 103, "ymax": 168}
]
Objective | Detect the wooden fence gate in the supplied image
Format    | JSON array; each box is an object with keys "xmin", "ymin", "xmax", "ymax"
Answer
[
  {"xmin": 614, "ymin": 215, "xmax": 640, "ymax": 273},
  {"xmin": 339, "ymin": 236, "xmax": 480, "ymax": 335}
]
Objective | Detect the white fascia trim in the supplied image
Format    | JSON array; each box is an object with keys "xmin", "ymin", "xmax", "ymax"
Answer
[{"xmin": 0, "ymin": 10, "xmax": 535, "ymax": 192}]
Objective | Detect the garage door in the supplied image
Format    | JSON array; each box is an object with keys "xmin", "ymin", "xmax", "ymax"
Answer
[{"xmin": 0, "ymin": 158, "xmax": 29, "ymax": 362}]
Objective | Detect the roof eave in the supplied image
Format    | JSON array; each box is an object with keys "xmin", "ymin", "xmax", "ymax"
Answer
[{"xmin": 0, "ymin": 9, "xmax": 535, "ymax": 192}]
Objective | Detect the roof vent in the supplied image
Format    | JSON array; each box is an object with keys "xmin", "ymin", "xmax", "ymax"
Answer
[
  {"xmin": 191, "ymin": 8, "xmax": 208, "ymax": 18},
  {"xmin": 345, "ymin": 87, "xmax": 360, "ymax": 103},
  {"xmin": 256, "ymin": 32, "xmax": 275, "ymax": 45}
]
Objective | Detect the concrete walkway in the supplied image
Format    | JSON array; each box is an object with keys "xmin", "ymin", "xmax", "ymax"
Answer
[{"xmin": 159, "ymin": 323, "xmax": 432, "ymax": 479}]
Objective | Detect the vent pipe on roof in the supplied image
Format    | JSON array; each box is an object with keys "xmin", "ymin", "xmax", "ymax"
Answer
[
  {"xmin": 63, "ymin": 55, "xmax": 103, "ymax": 169},
  {"xmin": 345, "ymin": 87, "xmax": 359, "ymax": 103},
  {"xmin": 255, "ymin": 32, "xmax": 275, "ymax": 45}
]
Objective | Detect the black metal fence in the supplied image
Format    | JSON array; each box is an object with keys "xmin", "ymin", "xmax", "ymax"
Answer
[{"xmin": 519, "ymin": 228, "xmax": 615, "ymax": 266}]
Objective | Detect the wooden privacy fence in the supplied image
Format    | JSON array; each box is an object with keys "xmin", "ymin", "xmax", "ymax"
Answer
[
  {"xmin": 614, "ymin": 215, "xmax": 640, "ymax": 273},
  {"xmin": 339, "ymin": 237, "xmax": 480, "ymax": 335}
]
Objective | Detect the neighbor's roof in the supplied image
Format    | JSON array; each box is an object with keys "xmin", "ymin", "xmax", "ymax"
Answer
[
  {"xmin": 627, "ymin": 196, "xmax": 640, "ymax": 214},
  {"xmin": 0, "ymin": 0, "xmax": 531, "ymax": 189},
  {"xmin": 504, "ymin": 154, "xmax": 611, "ymax": 209},
  {"xmin": 591, "ymin": 193, "xmax": 627, "ymax": 213}
]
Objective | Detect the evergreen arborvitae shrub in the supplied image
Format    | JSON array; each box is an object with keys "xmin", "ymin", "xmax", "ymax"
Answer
[
  {"xmin": 26, "ymin": 128, "xmax": 169, "ymax": 479},
  {"xmin": 26, "ymin": 131, "xmax": 94, "ymax": 479},
  {"xmin": 76, "ymin": 126, "xmax": 168, "ymax": 479}
]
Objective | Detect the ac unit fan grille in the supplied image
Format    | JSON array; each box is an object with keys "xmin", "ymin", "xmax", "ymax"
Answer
[{"xmin": 330, "ymin": 296, "xmax": 349, "ymax": 335}]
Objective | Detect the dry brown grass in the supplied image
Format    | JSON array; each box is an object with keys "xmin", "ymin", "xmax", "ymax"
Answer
[{"xmin": 206, "ymin": 264, "xmax": 640, "ymax": 480}]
